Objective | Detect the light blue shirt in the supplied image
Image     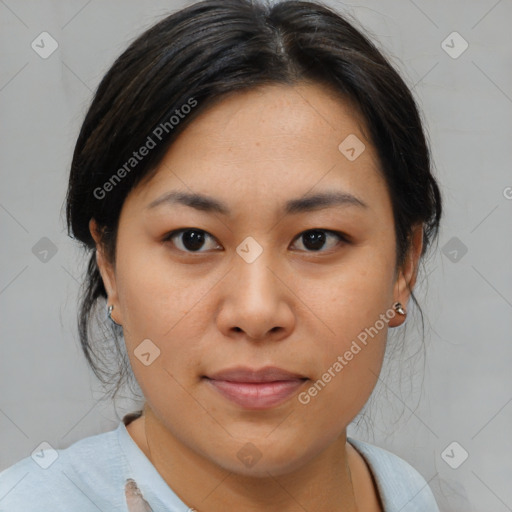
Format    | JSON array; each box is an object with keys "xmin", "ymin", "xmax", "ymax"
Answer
[{"xmin": 0, "ymin": 420, "xmax": 440, "ymax": 511}]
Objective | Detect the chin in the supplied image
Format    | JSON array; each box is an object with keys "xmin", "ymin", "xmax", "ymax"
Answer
[{"xmin": 208, "ymin": 438, "xmax": 321, "ymax": 478}]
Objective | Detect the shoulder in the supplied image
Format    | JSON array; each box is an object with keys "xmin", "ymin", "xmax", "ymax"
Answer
[
  {"xmin": 0, "ymin": 424, "xmax": 127, "ymax": 512},
  {"xmin": 348, "ymin": 437, "xmax": 440, "ymax": 512}
]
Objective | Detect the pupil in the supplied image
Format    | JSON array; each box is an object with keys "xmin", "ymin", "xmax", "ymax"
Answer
[
  {"xmin": 304, "ymin": 230, "xmax": 325, "ymax": 251},
  {"xmin": 183, "ymin": 230, "xmax": 205, "ymax": 251}
]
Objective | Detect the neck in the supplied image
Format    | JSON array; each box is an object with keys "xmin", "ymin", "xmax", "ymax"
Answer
[{"xmin": 140, "ymin": 405, "xmax": 359, "ymax": 512}]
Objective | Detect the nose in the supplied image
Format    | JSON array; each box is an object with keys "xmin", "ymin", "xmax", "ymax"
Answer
[{"xmin": 216, "ymin": 250, "xmax": 295, "ymax": 342}]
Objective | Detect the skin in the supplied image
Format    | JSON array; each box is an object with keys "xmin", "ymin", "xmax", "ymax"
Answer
[{"xmin": 90, "ymin": 82, "xmax": 423, "ymax": 511}]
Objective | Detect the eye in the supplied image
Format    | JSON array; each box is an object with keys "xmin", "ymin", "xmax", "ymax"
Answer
[
  {"xmin": 163, "ymin": 228, "xmax": 349, "ymax": 255},
  {"xmin": 291, "ymin": 229, "xmax": 348, "ymax": 253},
  {"xmin": 163, "ymin": 228, "xmax": 221, "ymax": 253}
]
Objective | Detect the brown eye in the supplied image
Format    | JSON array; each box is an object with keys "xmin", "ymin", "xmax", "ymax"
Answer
[
  {"xmin": 163, "ymin": 229, "xmax": 221, "ymax": 253},
  {"xmin": 291, "ymin": 229, "xmax": 347, "ymax": 252}
]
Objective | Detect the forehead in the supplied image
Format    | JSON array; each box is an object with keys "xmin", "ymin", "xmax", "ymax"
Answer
[
  {"xmin": 127, "ymin": 83, "xmax": 389, "ymax": 217},
  {"xmin": 170, "ymin": 82, "xmax": 370, "ymax": 157}
]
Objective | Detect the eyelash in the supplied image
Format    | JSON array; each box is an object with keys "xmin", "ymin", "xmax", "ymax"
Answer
[{"xmin": 162, "ymin": 228, "xmax": 349, "ymax": 254}]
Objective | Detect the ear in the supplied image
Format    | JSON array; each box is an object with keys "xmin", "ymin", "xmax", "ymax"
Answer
[
  {"xmin": 89, "ymin": 218, "xmax": 122, "ymax": 324},
  {"xmin": 388, "ymin": 223, "xmax": 424, "ymax": 328}
]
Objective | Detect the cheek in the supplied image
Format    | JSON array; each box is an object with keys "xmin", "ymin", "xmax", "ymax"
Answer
[
  {"xmin": 114, "ymin": 246, "xmax": 205, "ymax": 412},
  {"xmin": 293, "ymin": 242, "xmax": 395, "ymax": 408},
  {"xmin": 295, "ymin": 295, "xmax": 391, "ymax": 438},
  {"xmin": 115, "ymin": 238, "xmax": 209, "ymax": 339},
  {"xmin": 113, "ymin": 238, "xmax": 221, "ymax": 397},
  {"xmin": 301, "ymin": 239, "xmax": 396, "ymax": 339}
]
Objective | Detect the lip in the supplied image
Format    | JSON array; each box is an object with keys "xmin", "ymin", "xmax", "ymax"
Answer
[{"xmin": 204, "ymin": 366, "xmax": 308, "ymax": 410}]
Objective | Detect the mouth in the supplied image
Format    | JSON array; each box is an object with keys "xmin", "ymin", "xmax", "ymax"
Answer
[{"xmin": 203, "ymin": 366, "xmax": 308, "ymax": 410}]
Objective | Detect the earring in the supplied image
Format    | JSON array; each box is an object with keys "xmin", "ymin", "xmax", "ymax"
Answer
[
  {"xmin": 107, "ymin": 304, "xmax": 122, "ymax": 326},
  {"xmin": 393, "ymin": 302, "xmax": 406, "ymax": 316}
]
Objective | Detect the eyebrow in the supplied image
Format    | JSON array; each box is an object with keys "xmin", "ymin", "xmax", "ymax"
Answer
[{"xmin": 146, "ymin": 190, "xmax": 368, "ymax": 216}]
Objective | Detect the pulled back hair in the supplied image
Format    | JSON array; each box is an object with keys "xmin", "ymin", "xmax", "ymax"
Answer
[{"xmin": 65, "ymin": 0, "xmax": 442, "ymax": 399}]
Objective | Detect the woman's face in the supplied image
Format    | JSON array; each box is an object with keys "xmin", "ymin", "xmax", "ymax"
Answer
[{"xmin": 92, "ymin": 82, "xmax": 422, "ymax": 476}]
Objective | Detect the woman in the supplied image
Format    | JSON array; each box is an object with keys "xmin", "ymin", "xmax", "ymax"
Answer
[{"xmin": 0, "ymin": 0, "xmax": 442, "ymax": 510}]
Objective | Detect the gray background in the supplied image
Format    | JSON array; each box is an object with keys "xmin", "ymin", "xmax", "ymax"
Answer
[{"xmin": 1, "ymin": 0, "xmax": 511, "ymax": 510}]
